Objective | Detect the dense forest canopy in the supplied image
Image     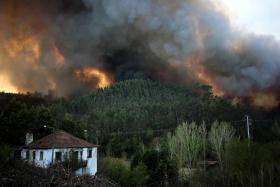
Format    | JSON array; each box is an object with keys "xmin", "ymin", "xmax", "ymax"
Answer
[
  {"xmin": 1, "ymin": 0, "xmax": 280, "ymax": 185},
  {"xmin": 1, "ymin": 79, "xmax": 279, "ymax": 149},
  {"xmin": 1, "ymin": 79, "xmax": 280, "ymax": 187}
]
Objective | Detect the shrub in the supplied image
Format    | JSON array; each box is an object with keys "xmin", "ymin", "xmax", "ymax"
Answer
[
  {"xmin": 0, "ymin": 144, "xmax": 13, "ymax": 162},
  {"xmin": 224, "ymin": 140, "xmax": 280, "ymax": 187},
  {"xmin": 100, "ymin": 157, "xmax": 149, "ymax": 187}
]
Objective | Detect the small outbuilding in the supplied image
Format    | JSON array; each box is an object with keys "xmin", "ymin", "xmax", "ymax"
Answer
[{"xmin": 21, "ymin": 130, "xmax": 98, "ymax": 175}]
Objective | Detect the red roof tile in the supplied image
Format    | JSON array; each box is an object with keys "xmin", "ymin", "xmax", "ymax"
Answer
[{"xmin": 25, "ymin": 131, "xmax": 97, "ymax": 149}]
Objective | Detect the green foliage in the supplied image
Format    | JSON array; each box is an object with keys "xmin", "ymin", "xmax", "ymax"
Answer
[
  {"xmin": 51, "ymin": 79, "xmax": 250, "ymax": 154},
  {"xmin": 0, "ymin": 99, "xmax": 54, "ymax": 145},
  {"xmin": 167, "ymin": 121, "xmax": 204, "ymax": 168},
  {"xmin": 100, "ymin": 157, "xmax": 128, "ymax": 185},
  {"xmin": 208, "ymin": 121, "xmax": 235, "ymax": 168},
  {"xmin": 129, "ymin": 162, "xmax": 149, "ymax": 186},
  {"xmin": 100, "ymin": 157, "xmax": 149, "ymax": 186},
  {"xmin": 0, "ymin": 92, "xmax": 53, "ymax": 112},
  {"xmin": 224, "ymin": 140, "xmax": 280, "ymax": 187},
  {"xmin": 0, "ymin": 144, "xmax": 13, "ymax": 162},
  {"xmin": 54, "ymin": 150, "xmax": 87, "ymax": 171},
  {"xmin": 60, "ymin": 113, "xmax": 85, "ymax": 138},
  {"xmin": 105, "ymin": 134, "xmax": 144, "ymax": 158},
  {"xmin": 132, "ymin": 148, "xmax": 178, "ymax": 185},
  {"xmin": 1, "ymin": 80, "xmax": 280, "ymax": 186},
  {"xmin": 102, "ymin": 148, "xmax": 177, "ymax": 186}
]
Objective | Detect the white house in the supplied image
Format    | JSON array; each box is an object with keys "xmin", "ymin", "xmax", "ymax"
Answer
[{"xmin": 21, "ymin": 130, "xmax": 98, "ymax": 175}]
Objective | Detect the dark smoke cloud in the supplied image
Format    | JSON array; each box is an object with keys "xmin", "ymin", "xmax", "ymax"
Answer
[{"xmin": 0, "ymin": 0, "xmax": 280, "ymax": 98}]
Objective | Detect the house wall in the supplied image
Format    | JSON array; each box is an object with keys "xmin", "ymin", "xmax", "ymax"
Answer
[
  {"xmin": 21, "ymin": 147, "xmax": 97, "ymax": 175},
  {"xmin": 75, "ymin": 147, "xmax": 97, "ymax": 176},
  {"xmin": 21, "ymin": 148, "xmax": 53, "ymax": 168}
]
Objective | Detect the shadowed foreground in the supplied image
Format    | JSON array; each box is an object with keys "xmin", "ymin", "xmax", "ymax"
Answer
[{"xmin": 0, "ymin": 159, "xmax": 119, "ymax": 187}]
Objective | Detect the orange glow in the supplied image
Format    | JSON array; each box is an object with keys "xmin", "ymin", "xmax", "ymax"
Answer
[
  {"xmin": 231, "ymin": 40, "xmax": 242, "ymax": 52},
  {"xmin": 0, "ymin": 74, "xmax": 18, "ymax": 93},
  {"xmin": 5, "ymin": 36, "xmax": 41, "ymax": 64},
  {"xmin": 252, "ymin": 92, "xmax": 279, "ymax": 109},
  {"xmin": 197, "ymin": 72, "xmax": 224, "ymax": 96},
  {"xmin": 0, "ymin": 4, "xmax": 64, "ymax": 94},
  {"xmin": 0, "ymin": 29, "xmax": 63, "ymax": 93},
  {"xmin": 52, "ymin": 46, "xmax": 65, "ymax": 66},
  {"xmin": 187, "ymin": 58, "xmax": 225, "ymax": 96},
  {"xmin": 75, "ymin": 67, "xmax": 112, "ymax": 88},
  {"xmin": 0, "ymin": 34, "xmax": 43, "ymax": 93}
]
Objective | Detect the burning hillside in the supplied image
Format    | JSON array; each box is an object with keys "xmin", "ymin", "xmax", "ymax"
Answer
[{"xmin": 0, "ymin": 0, "xmax": 280, "ymax": 108}]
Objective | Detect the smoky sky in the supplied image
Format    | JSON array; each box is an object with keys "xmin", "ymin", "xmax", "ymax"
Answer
[{"xmin": 0, "ymin": 0, "xmax": 280, "ymax": 97}]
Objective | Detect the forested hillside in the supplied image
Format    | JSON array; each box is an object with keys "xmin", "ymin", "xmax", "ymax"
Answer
[
  {"xmin": 1, "ymin": 79, "xmax": 280, "ymax": 186},
  {"xmin": 1, "ymin": 79, "xmax": 279, "ymax": 148},
  {"xmin": 54, "ymin": 79, "xmax": 248, "ymax": 129},
  {"xmin": 48, "ymin": 80, "xmax": 279, "ymax": 186},
  {"xmin": 0, "ymin": 93, "xmax": 57, "ymax": 145},
  {"xmin": 51, "ymin": 80, "xmax": 248, "ymax": 151},
  {"xmin": 0, "ymin": 92, "xmax": 55, "ymax": 111}
]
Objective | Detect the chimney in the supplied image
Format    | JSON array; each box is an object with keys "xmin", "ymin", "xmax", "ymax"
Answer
[{"xmin": 25, "ymin": 133, "xmax": 33, "ymax": 145}]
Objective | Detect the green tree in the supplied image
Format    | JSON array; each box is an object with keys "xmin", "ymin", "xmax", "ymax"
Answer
[
  {"xmin": 208, "ymin": 121, "xmax": 235, "ymax": 169},
  {"xmin": 130, "ymin": 162, "xmax": 149, "ymax": 186},
  {"xmin": 225, "ymin": 141, "xmax": 280, "ymax": 187},
  {"xmin": 167, "ymin": 122, "xmax": 204, "ymax": 169},
  {"xmin": 60, "ymin": 113, "xmax": 85, "ymax": 138},
  {"xmin": 100, "ymin": 157, "xmax": 149, "ymax": 186}
]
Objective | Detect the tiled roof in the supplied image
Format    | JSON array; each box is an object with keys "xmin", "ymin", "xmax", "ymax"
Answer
[{"xmin": 25, "ymin": 131, "xmax": 97, "ymax": 149}]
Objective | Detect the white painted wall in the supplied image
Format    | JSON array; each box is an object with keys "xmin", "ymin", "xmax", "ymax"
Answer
[
  {"xmin": 75, "ymin": 148, "xmax": 97, "ymax": 176},
  {"xmin": 21, "ymin": 147, "xmax": 97, "ymax": 175}
]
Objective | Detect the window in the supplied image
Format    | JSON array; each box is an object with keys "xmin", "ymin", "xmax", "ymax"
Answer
[
  {"xmin": 32, "ymin": 151, "xmax": 36, "ymax": 160},
  {"xmin": 55, "ymin": 152, "xmax": 62, "ymax": 161},
  {"xmin": 40, "ymin": 151, "xmax": 43, "ymax": 160},
  {"xmin": 65, "ymin": 152, "xmax": 69, "ymax": 159},
  {"xmin": 26, "ymin": 151, "xmax": 30, "ymax": 159},
  {"xmin": 88, "ymin": 149, "xmax": 92, "ymax": 158},
  {"xmin": 72, "ymin": 151, "xmax": 78, "ymax": 162},
  {"xmin": 80, "ymin": 151, "xmax": 83, "ymax": 160}
]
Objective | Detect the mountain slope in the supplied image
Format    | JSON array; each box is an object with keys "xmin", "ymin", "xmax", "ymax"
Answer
[{"xmin": 53, "ymin": 79, "xmax": 245, "ymax": 135}]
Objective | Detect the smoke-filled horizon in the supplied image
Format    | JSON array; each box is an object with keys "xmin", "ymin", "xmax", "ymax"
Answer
[{"xmin": 0, "ymin": 0, "xmax": 280, "ymax": 107}]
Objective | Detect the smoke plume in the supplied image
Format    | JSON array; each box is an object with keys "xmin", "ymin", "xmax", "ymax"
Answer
[{"xmin": 0, "ymin": 0, "xmax": 280, "ymax": 107}]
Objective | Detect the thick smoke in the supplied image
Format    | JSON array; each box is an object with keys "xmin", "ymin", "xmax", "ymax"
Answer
[{"xmin": 0, "ymin": 0, "xmax": 280, "ymax": 100}]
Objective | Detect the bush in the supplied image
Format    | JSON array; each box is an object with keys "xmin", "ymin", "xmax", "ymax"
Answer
[
  {"xmin": 100, "ymin": 157, "xmax": 149, "ymax": 187},
  {"xmin": 0, "ymin": 159, "xmax": 119, "ymax": 186},
  {"xmin": 224, "ymin": 140, "xmax": 280, "ymax": 187},
  {"xmin": 131, "ymin": 149, "xmax": 178, "ymax": 186},
  {"xmin": 0, "ymin": 144, "xmax": 13, "ymax": 162},
  {"xmin": 59, "ymin": 157, "xmax": 87, "ymax": 172},
  {"xmin": 129, "ymin": 162, "xmax": 149, "ymax": 186}
]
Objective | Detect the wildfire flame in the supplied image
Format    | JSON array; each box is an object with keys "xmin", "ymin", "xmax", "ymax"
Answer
[
  {"xmin": 184, "ymin": 57, "xmax": 280, "ymax": 109},
  {"xmin": 5, "ymin": 35, "xmax": 41, "ymax": 64},
  {"xmin": 252, "ymin": 92, "xmax": 279, "ymax": 109},
  {"xmin": 196, "ymin": 71, "xmax": 224, "ymax": 96},
  {"xmin": 0, "ymin": 1, "xmax": 278, "ymax": 110},
  {"xmin": 52, "ymin": 45, "xmax": 65, "ymax": 66},
  {"xmin": 0, "ymin": 27, "xmax": 111, "ymax": 93},
  {"xmin": 187, "ymin": 57, "xmax": 225, "ymax": 96},
  {"xmin": 0, "ymin": 74, "xmax": 18, "ymax": 93},
  {"xmin": 75, "ymin": 67, "xmax": 112, "ymax": 88}
]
